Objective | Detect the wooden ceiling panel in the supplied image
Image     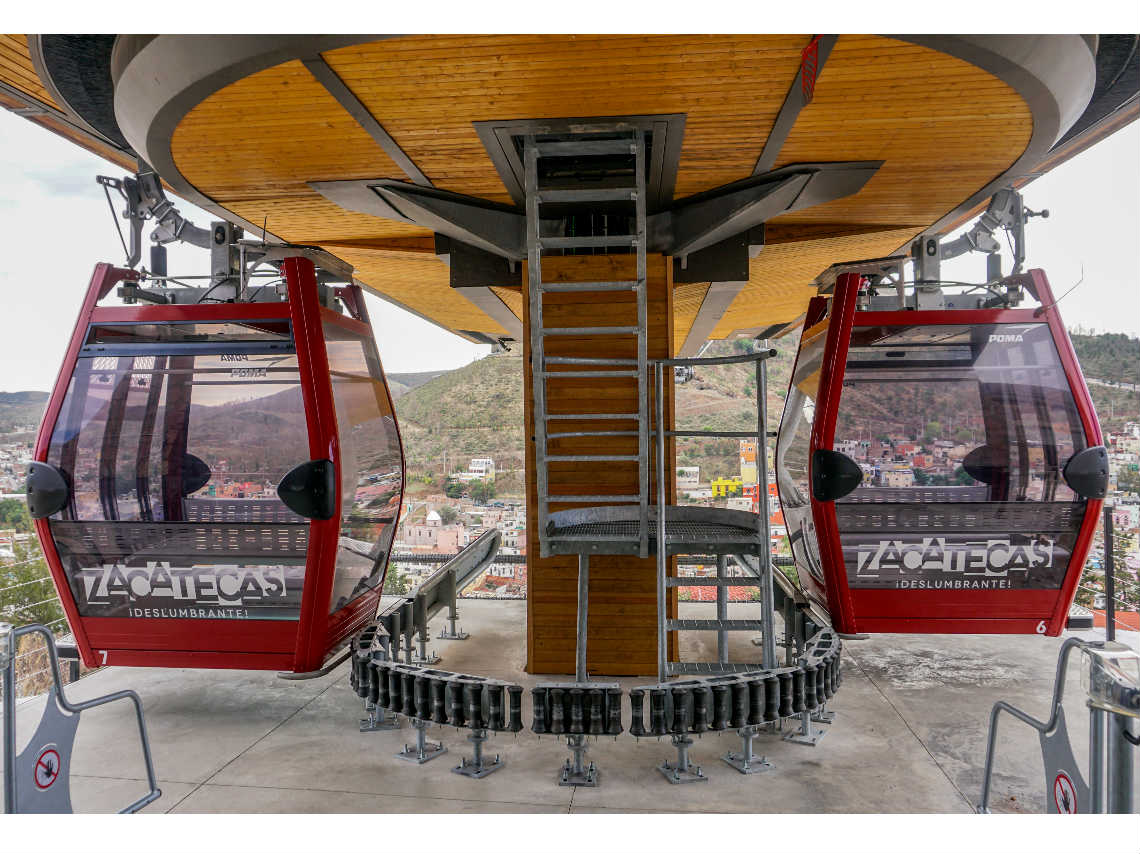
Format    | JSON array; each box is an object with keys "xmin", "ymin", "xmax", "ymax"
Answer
[
  {"xmin": 0, "ymin": 34, "xmax": 59, "ymax": 109},
  {"xmin": 672, "ymin": 282, "xmax": 711, "ymax": 355},
  {"xmin": 322, "ymin": 35, "xmax": 808, "ymax": 202},
  {"xmin": 710, "ymin": 226, "xmax": 920, "ymax": 338},
  {"xmin": 769, "ymin": 35, "xmax": 1032, "ymax": 230},
  {"xmin": 334, "ymin": 246, "xmax": 510, "ymax": 337}
]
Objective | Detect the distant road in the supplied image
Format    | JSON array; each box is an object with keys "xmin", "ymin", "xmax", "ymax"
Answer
[{"xmin": 1086, "ymin": 377, "xmax": 1139, "ymax": 392}]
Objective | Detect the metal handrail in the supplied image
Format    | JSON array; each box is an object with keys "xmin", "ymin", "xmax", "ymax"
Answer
[
  {"xmin": 657, "ymin": 348, "xmax": 777, "ymax": 368},
  {"xmin": 3, "ymin": 623, "xmax": 161, "ymax": 813},
  {"xmin": 977, "ymin": 637, "xmax": 1102, "ymax": 813},
  {"xmin": 650, "ymin": 345, "xmax": 778, "ymax": 678}
]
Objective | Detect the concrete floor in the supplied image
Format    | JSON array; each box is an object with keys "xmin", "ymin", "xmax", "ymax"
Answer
[{"xmin": 3, "ymin": 599, "xmax": 1137, "ymax": 814}]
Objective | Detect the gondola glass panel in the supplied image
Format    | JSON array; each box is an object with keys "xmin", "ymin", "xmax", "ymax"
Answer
[
  {"xmin": 834, "ymin": 323, "xmax": 1086, "ymax": 593},
  {"xmin": 44, "ymin": 344, "xmax": 310, "ymax": 621},
  {"xmin": 323, "ymin": 322, "xmax": 403, "ymax": 614}
]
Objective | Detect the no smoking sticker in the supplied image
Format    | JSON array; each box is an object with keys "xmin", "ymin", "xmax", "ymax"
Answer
[{"xmin": 1053, "ymin": 770, "xmax": 1078, "ymax": 814}]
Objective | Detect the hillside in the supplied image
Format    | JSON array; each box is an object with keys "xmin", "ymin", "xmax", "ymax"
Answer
[
  {"xmin": 0, "ymin": 391, "xmax": 47, "ymax": 433},
  {"xmin": 0, "ymin": 329, "xmax": 1135, "ymax": 489},
  {"xmin": 1070, "ymin": 333, "xmax": 1140, "ymax": 433},
  {"xmin": 386, "ymin": 370, "xmax": 450, "ymax": 400}
]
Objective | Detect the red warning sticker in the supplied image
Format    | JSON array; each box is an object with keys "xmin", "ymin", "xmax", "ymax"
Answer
[
  {"xmin": 34, "ymin": 745, "xmax": 61, "ymax": 791},
  {"xmin": 1053, "ymin": 770, "xmax": 1077, "ymax": 814}
]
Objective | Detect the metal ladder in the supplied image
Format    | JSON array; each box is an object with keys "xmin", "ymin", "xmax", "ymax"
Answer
[{"xmin": 525, "ymin": 131, "xmax": 651, "ymax": 559}]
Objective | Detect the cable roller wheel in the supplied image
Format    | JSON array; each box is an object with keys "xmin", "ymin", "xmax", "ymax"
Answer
[
  {"xmin": 387, "ymin": 668, "xmax": 403, "ymax": 713},
  {"xmin": 487, "ymin": 684, "xmax": 505, "ymax": 731},
  {"xmin": 463, "ymin": 683, "xmax": 483, "ymax": 730},
  {"xmin": 815, "ymin": 663, "xmax": 826, "ymax": 707},
  {"xmin": 629, "ymin": 689, "xmax": 647, "ymax": 738},
  {"xmin": 366, "ymin": 662, "xmax": 380, "ymax": 705},
  {"xmin": 691, "ymin": 686, "xmax": 710, "ymax": 734},
  {"xmin": 569, "ymin": 688, "xmax": 585, "ymax": 735},
  {"xmin": 650, "ymin": 688, "xmax": 667, "ymax": 737},
  {"xmin": 402, "ymin": 672, "xmax": 417, "ymax": 717},
  {"xmin": 588, "ymin": 688, "xmax": 605, "ymax": 736},
  {"xmin": 550, "ymin": 688, "xmax": 566, "ymax": 735},
  {"xmin": 431, "ymin": 678, "xmax": 448, "ymax": 724},
  {"xmin": 731, "ymin": 682, "xmax": 749, "ymax": 729},
  {"xmin": 375, "ymin": 663, "xmax": 389, "ymax": 708},
  {"xmin": 710, "ymin": 684, "xmax": 729, "ymax": 730},
  {"xmin": 531, "ymin": 687, "xmax": 548, "ymax": 734},
  {"xmin": 669, "ymin": 687, "xmax": 688, "ymax": 734},
  {"xmin": 606, "ymin": 687, "xmax": 623, "ymax": 736},
  {"xmin": 447, "ymin": 681, "xmax": 465, "ymax": 727},
  {"xmin": 804, "ymin": 665, "xmax": 817, "ymax": 711},
  {"xmin": 414, "ymin": 675, "xmax": 430, "ymax": 720},
  {"xmin": 508, "ymin": 685, "xmax": 524, "ymax": 733},
  {"xmin": 764, "ymin": 675, "xmax": 779, "ymax": 722},
  {"xmin": 748, "ymin": 679, "xmax": 765, "ymax": 726},
  {"xmin": 778, "ymin": 672, "xmax": 793, "ymax": 718},
  {"xmin": 792, "ymin": 669, "xmax": 806, "ymax": 714}
]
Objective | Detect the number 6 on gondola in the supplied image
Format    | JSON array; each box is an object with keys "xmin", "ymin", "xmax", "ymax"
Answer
[
  {"xmin": 26, "ymin": 257, "xmax": 405, "ymax": 673},
  {"xmin": 776, "ymin": 270, "xmax": 1107, "ymax": 636}
]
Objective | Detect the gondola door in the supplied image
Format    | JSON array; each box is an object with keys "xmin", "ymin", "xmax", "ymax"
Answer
[{"xmin": 778, "ymin": 271, "xmax": 1106, "ymax": 636}]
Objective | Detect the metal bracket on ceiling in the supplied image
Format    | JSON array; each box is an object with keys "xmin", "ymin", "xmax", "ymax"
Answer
[{"xmin": 309, "ymin": 160, "xmax": 881, "ymax": 264}]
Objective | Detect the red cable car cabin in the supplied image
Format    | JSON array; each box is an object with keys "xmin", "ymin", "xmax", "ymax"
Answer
[
  {"xmin": 776, "ymin": 270, "xmax": 1107, "ymax": 636},
  {"xmin": 26, "ymin": 257, "xmax": 405, "ymax": 672}
]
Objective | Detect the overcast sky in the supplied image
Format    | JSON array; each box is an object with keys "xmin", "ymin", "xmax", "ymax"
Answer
[{"xmin": 0, "ymin": 104, "xmax": 1136, "ymax": 394}]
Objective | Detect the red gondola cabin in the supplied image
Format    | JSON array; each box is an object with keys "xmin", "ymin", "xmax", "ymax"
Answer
[
  {"xmin": 776, "ymin": 270, "xmax": 1107, "ymax": 636},
  {"xmin": 26, "ymin": 257, "xmax": 405, "ymax": 672}
]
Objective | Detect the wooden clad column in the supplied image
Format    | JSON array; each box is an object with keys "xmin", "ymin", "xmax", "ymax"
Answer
[{"xmin": 524, "ymin": 253, "xmax": 676, "ymax": 676}]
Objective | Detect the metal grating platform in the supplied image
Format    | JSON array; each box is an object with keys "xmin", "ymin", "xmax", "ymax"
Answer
[{"xmin": 546, "ymin": 506, "xmax": 765, "ymax": 557}]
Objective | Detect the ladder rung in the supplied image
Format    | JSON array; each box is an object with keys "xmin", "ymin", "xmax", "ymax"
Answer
[
  {"xmin": 668, "ymin": 430, "xmax": 766, "ymax": 439},
  {"xmin": 667, "ymin": 662, "xmax": 763, "ymax": 675},
  {"xmin": 666, "ymin": 619, "xmax": 766, "ymax": 631},
  {"xmin": 549, "ymin": 430, "xmax": 640, "ymax": 438},
  {"xmin": 665, "ymin": 576, "xmax": 764, "ymax": 587},
  {"xmin": 545, "ymin": 357, "xmax": 639, "ymax": 366},
  {"xmin": 540, "ymin": 281, "xmax": 639, "ymax": 292},
  {"xmin": 533, "ymin": 139, "xmax": 636, "ymax": 157},
  {"xmin": 546, "ymin": 454, "xmax": 638, "ymax": 462},
  {"xmin": 541, "ymin": 326, "xmax": 638, "ymax": 336},
  {"xmin": 540, "ymin": 235, "xmax": 638, "ymax": 250},
  {"xmin": 547, "ymin": 494, "xmax": 640, "ymax": 503},
  {"xmin": 538, "ymin": 188, "xmax": 636, "ymax": 203},
  {"xmin": 543, "ymin": 370, "xmax": 638, "ymax": 379},
  {"xmin": 544, "ymin": 413, "xmax": 642, "ymax": 421}
]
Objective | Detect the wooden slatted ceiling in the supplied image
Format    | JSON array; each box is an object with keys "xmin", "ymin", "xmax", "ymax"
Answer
[
  {"xmin": 321, "ymin": 35, "xmax": 807, "ymax": 203},
  {"xmin": 672, "ymin": 282, "xmax": 711, "ymax": 353},
  {"xmin": 332, "ymin": 247, "xmax": 510, "ymax": 337},
  {"xmin": 523, "ymin": 254, "xmax": 675, "ymax": 675},
  {"xmin": 769, "ymin": 34, "xmax": 1033, "ymax": 229},
  {"xmin": 0, "ymin": 35, "xmax": 59, "ymax": 109},
  {"xmin": 165, "ymin": 35, "xmax": 1034, "ymax": 342},
  {"xmin": 709, "ymin": 226, "xmax": 920, "ymax": 338}
]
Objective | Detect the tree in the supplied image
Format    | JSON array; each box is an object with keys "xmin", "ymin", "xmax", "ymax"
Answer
[
  {"xmin": 438, "ymin": 505, "xmax": 458, "ymax": 525},
  {"xmin": 470, "ymin": 479, "xmax": 496, "ymax": 505},
  {"xmin": 444, "ymin": 478, "xmax": 464, "ymax": 499},
  {"xmin": 383, "ymin": 568, "xmax": 411, "ymax": 595},
  {"xmin": 0, "ymin": 498, "xmax": 32, "ymax": 533},
  {"xmin": 0, "ymin": 540, "xmax": 65, "ymax": 629},
  {"xmin": 953, "ymin": 465, "xmax": 976, "ymax": 486}
]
